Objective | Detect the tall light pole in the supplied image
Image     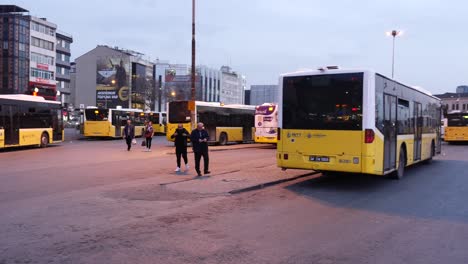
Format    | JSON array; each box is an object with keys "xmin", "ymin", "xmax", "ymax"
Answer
[
  {"xmin": 191, "ymin": 0, "xmax": 196, "ymax": 102},
  {"xmin": 189, "ymin": 0, "xmax": 196, "ymax": 129},
  {"xmin": 386, "ymin": 30, "xmax": 402, "ymax": 79}
]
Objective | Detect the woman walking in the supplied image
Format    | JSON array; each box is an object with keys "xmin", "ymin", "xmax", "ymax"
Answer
[{"xmin": 144, "ymin": 121, "xmax": 154, "ymax": 152}]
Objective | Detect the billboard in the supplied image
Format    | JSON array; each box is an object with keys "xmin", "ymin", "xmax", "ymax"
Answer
[{"xmin": 96, "ymin": 57, "xmax": 130, "ymax": 108}]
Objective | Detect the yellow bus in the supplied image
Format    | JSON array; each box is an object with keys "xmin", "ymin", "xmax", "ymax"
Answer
[
  {"xmin": 83, "ymin": 107, "xmax": 146, "ymax": 138},
  {"xmin": 146, "ymin": 112, "xmax": 167, "ymax": 135},
  {"xmin": 444, "ymin": 111, "xmax": 468, "ymax": 142},
  {"xmin": 166, "ymin": 101, "xmax": 255, "ymax": 145},
  {"xmin": 277, "ymin": 67, "xmax": 441, "ymax": 179},
  {"xmin": 255, "ymin": 103, "xmax": 278, "ymax": 144},
  {"xmin": 0, "ymin": 94, "xmax": 63, "ymax": 148}
]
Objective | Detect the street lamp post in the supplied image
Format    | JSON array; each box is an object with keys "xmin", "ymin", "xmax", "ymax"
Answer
[
  {"xmin": 190, "ymin": 0, "xmax": 196, "ymax": 129},
  {"xmin": 191, "ymin": 0, "xmax": 196, "ymax": 102},
  {"xmin": 386, "ymin": 30, "xmax": 402, "ymax": 79}
]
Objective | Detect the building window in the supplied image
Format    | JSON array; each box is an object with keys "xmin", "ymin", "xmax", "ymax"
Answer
[
  {"xmin": 31, "ymin": 37, "xmax": 54, "ymax": 51},
  {"xmin": 3, "ymin": 41, "xmax": 7, "ymax": 49},
  {"xmin": 31, "ymin": 21, "xmax": 55, "ymax": 36},
  {"xmin": 456, "ymin": 104, "xmax": 459, "ymax": 110},
  {"xmin": 31, "ymin": 52, "xmax": 54, "ymax": 65},
  {"xmin": 31, "ymin": 68, "xmax": 54, "ymax": 80}
]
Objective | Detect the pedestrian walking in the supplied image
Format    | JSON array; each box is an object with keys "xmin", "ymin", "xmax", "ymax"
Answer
[
  {"xmin": 190, "ymin": 122, "xmax": 210, "ymax": 177},
  {"xmin": 171, "ymin": 124, "xmax": 190, "ymax": 172},
  {"xmin": 123, "ymin": 119, "xmax": 135, "ymax": 151},
  {"xmin": 144, "ymin": 121, "xmax": 154, "ymax": 152}
]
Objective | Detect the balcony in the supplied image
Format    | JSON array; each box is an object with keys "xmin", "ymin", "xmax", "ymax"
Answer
[
  {"xmin": 56, "ymin": 58, "xmax": 71, "ymax": 67},
  {"xmin": 56, "ymin": 45, "xmax": 71, "ymax": 54},
  {"xmin": 56, "ymin": 72, "xmax": 71, "ymax": 81}
]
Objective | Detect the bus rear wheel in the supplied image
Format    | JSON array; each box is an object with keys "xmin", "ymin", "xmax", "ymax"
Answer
[
  {"xmin": 219, "ymin": 132, "xmax": 228, "ymax": 146},
  {"xmin": 40, "ymin": 132, "xmax": 49, "ymax": 148},
  {"xmin": 391, "ymin": 148, "xmax": 406, "ymax": 180}
]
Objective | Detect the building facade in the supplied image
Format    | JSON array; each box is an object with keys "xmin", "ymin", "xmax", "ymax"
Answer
[
  {"xmin": 55, "ymin": 31, "xmax": 73, "ymax": 107},
  {"xmin": 154, "ymin": 62, "xmax": 222, "ymax": 112},
  {"xmin": 220, "ymin": 66, "xmax": 245, "ymax": 105},
  {"xmin": 74, "ymin": 45, "xmax": 155, "ymax": 110},
  {"xmin": 244, "ymin": 89, "xmax": 251, "ymax": 105},
  {"xmin": 200, "ymin": 65, "xmax": 221, "ymax": 103},
  {"xmin": 249, "ymin": 84, "xmax": 279, "ymax": 106},
  {"xmin": 435, "ymin": 92, "xmax": 468, "ymax": 114},
  {"xmin": 456, "ymin": 85, "xmax": 468, "ymax": 94},
  {"xmin": 0, "ymin": 5, "xmax": 72, "ymax": 103},
  {"xmin": 29, "ymin": 16, "xmax": 57, "ymax": 100},
  {"xmin": 0, "ymin": 5, "xmax": 31, "ymax": 96}
]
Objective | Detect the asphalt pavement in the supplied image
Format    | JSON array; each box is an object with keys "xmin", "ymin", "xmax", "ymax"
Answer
[{"xmin": 0, "ymin": 132, "xmax": 467, "ymax": 264}]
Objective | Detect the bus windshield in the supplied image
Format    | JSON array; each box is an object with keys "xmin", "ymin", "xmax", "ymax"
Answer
[
  {"xmin": 169, "ymin": 101, "xmax": 191, "ymax": 123},
  {"xmin": 255, "ymin": 105, "xmax": 276, "ymax": 115},
  {"xmin": 447, "ymin": 113, "xmax": 468, "ymax": 127},
  {"xmin": 85, "ymin": 109, "xmax": 109, "ymax": 121},
  {"xmin": 282, "ymin": 73, "xmax": 363, "ymax": 130}
]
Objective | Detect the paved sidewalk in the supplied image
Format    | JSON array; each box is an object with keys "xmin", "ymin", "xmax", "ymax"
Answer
[{"xmin": 161, "ymin": 164, "xmax": 315, "ymax": 195}]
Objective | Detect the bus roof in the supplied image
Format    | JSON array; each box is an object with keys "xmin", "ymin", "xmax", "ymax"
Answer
[
  {"xmin": 194, "ymin": 101, "xmax": 256, "ymax": 110},
  {"xmin": 280, "ymin": 68, "xmax": 439, "ymax": 100},
  {"xmin": 256, "ymin": 103, "xmax": 277, "ymax": 107},
  {"xmin": 0, "ymin": 94, "xmax": 61, "ymax": 104},
  {"xmin": 110, "ymin": 108, "xmax": 143, "ymax": 112},
  {"xmin": 448, "ymin": 110, "xmax": 468, "ymax": 114}
]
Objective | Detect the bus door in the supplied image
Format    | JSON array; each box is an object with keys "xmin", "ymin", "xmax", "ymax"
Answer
[
  {"xmin": 52, "ymin": 108, "xmax": 63, "ymax": 141},
  {"xmin": 243, "ymin": 125, "xmax": 253, "ymax": 141},
  {"xmin": 414, "ymin": 102, "xmax": 422, "ymax": 161},
  {"xmin": 4, "ymin": 105, "xmax": 19, "ymax": 145},
  {"xmin": 383, "ymin": 94, "xmax": 397, "ymax": 171},
  {"xmin": 114, "ymin": 112, "xmax": 122, "ymax": 137}
]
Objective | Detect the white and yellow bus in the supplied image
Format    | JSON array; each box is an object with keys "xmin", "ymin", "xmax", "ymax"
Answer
[
  {"xmin": 0, "ymin": 94, "xmax": 63, "ymax": 148},
  {"xmin": 166, "ymin": 101, "xmax": 255, "ymax": 145},
  {"xmin": 444, "ymin": 111, "xmax": 468, "ymax": 142},
  {"xmin": 83, "ymin": 107, "xmax": 146, "ymax": 138},
  {"xmin": 146, "ymin": 112, "xmax": 167, "ymax": 135},
  {"xmin": 255, "ymin": 103, "xmax": 278, "ymax": 144},
  {"xmin": 277, "ymin": 67, "xmax": 441, "ymax": 179}
]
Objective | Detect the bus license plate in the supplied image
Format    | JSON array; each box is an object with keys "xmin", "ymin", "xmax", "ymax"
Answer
[{"xmin": 309, "ymin": 156, "xmax": 329, "ymax": 162}]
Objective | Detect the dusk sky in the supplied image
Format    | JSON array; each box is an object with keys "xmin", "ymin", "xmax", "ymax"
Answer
[{"xmin": 17, "ymin": 0, "xmax": 468, "ymax": 94}]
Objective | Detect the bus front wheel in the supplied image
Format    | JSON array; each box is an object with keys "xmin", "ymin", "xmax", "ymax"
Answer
[
  {"xmin": 219, "ymin": 132, "xmax": 228, "ymax": 146},
  {"xmin": 40, "ymin": 132, "xmax": 49, "ymax": 148},
  {"xmin": 424, "ymin": 141, "xmax": 435, "ymax": 164}
]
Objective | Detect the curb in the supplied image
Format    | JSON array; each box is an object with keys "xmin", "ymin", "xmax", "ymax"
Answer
[{"xmin": 228, "ymin": 171, "xmax": 320, "ymax": 195}]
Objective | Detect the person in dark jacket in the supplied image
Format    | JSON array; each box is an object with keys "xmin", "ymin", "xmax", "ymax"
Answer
[
  {"xmin": 123, "ymin": 119, "xmax": 135, "ymax": 151},
  {"xmin": 190, "ymin": 122, "xmax": 210, "ymax": 176},
  {"xmin": 144, "ymin": 121, "xmax": 154, "ymax": 152},
  {"xmin": 171, "ymin": 124, "xmax": 190, "ymax": 172}
]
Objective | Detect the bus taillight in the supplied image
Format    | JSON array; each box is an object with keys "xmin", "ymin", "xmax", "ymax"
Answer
[
  {"xmin": 277, "ymin": 128, "xmax": 281, "ymax": 141},
  {"xmin": 365, "ymin": 129, "xmax": 375, "ymax": 144}
]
